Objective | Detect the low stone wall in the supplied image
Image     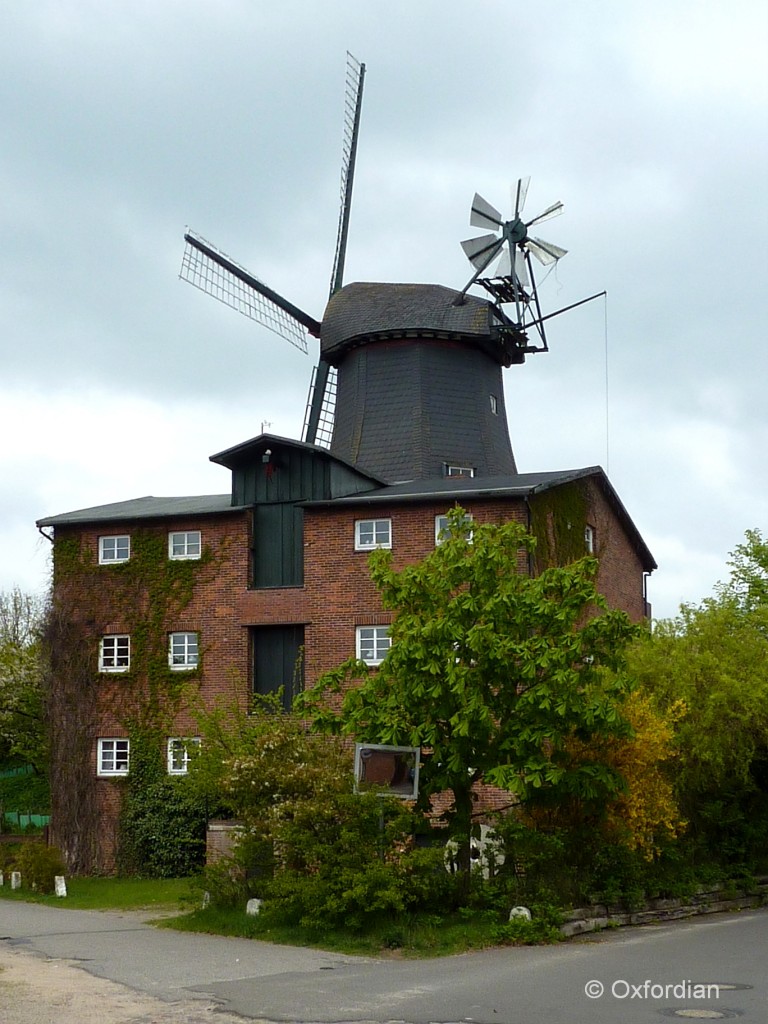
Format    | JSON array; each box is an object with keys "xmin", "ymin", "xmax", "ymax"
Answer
[{"xmin": 560, "ymin": 878, "xmax": 768, "ymax": 938}]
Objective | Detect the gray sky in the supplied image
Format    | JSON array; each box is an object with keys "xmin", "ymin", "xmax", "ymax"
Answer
[{"xmin": 1, "ymin": 0, "xmax": 766, "ymax": 619}]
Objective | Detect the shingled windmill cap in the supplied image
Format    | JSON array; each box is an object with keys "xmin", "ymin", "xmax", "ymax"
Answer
[{"xmin": 320, "ymin": 282, "xmax": 515, "ymax": 366}]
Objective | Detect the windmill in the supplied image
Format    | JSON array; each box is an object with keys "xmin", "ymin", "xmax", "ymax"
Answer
[
  {"xmin": 456, "ymin": 177, "xmax": 580, "ymax": 357},
  {"xmin": 180, "ymin": 65, "xmax": 604, "ymax": 483},
  {"xmin": 179, "ymin": 53, "xmax": 366, "ymax": 448}
]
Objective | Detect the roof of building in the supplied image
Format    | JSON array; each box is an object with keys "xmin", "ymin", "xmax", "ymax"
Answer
[
  {"xmin": 303, "ymin": 469, "xmax": 588, "ymax": 502},
  {"xmin": 209, "ymin": 432, "xmax": 383, "ymax": 484},
  {"xmin": 36, "ymin": 463, "xmax": 655, "ymax": 572},
  {"xmin": 36, "ymin": 494, "xmax": 244, "ymax": 528},
  {"xmin": 321, "ymin": 282, "xmax": 512, "ymax": 364},
  {"xmin": 303, "ymin": 466, "xmax": 657, "ymax": 572}
]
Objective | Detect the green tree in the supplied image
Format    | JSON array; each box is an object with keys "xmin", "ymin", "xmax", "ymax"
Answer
[
  {"xmin": 0, "ymin": 588, "xmax": 49, "ymax": 821},
  {"xmin": 628, "ymin": 529, "xmax": 768, "ymax": 866},
  {"xmin": 0, "ymin": 589, "xmax": 47, "ymax": 772},
  {"xmin": 720, "ymin": 527, "xmax": 768, "ymax": 611},
  {"xmin": 190, "ymin": 694, "xmax": 448, "ymax": 929},
  {"xmin": 299, "ymin": 511, "xmax": 640, "ymax": 876}
]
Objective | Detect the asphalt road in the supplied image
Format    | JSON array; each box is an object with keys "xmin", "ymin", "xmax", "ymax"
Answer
[{"xmin": 1, "ymin": 900, "xmax": 766, "ymax": 1023}]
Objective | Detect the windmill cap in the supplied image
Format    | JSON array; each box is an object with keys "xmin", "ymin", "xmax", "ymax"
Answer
[{"xmin": 321, "ymin": 282, "xmax": 508, "ymax": 364}]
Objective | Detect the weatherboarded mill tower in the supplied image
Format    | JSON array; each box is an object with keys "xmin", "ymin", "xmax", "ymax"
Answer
[{"xmin": 322, "ymin": 282, "xmax": 518, "ymax": 481}]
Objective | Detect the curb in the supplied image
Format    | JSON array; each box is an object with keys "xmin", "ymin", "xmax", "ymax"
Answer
[{"xmin": 560, "ymin": 879, "xmax": 768, "ymax": 938}]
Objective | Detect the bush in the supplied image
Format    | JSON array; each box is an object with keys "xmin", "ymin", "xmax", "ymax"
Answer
[
  {"xmin": 264, "ymin": 846, "xmax": 459, "ymax": 933},
  {"xmin": 117, "ymin": 730, "xmax": 210, "ymax": 878},
  {"xmin": 195, "ymin": 856, "xmax": 259, "ymax": 909},
  {"xmin": 489, "ymin": 917, "xmax": 563, "ymax": 946},
  {"xmin": 12, "ymin": 842, "xmax": 65, "ymax": 893},
  {"xmin": 118, "ymin": 776, "xmax": 207, "ymax": 877},
  {"xmin": 0, "ymin": 842, "xmax": 21, "ymax": 872}
]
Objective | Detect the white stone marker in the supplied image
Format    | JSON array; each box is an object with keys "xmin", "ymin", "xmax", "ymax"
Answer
[
  {"xmin": 245, "ymin": 898, "xmax": 262, "ymax": 916},
  {"xmin": 509, "ymin": 905, "xmax": 532, "ymax": 921},
  {"xmin": 11, "ymin": 871, "xmax": 21, "ymax": 890},
  {"xmin": 55, "ymin": 875, "xmax": 67, "ymax": 897}
]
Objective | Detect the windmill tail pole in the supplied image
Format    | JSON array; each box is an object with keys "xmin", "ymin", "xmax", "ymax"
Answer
[{"xmin": 524, "ymin": 291, "xmax": 607, "ymax": 330}]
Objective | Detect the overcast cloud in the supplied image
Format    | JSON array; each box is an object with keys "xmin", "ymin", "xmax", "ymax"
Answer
[{"xmin": 1, "ymin": 0, "xmax": 766, "ymax": 617}]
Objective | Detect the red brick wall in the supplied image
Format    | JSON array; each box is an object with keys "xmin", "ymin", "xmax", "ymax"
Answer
[
  {"xmin": 303, "ymin": 498, "xmax": 530, "ymax": 682},
  {"xmin": 584, "ymin": 480, "xmax": 648, "ymax": 622},
  {"xmin": 49, "ymin": 484, "xmax": 649, "ymax": 871},
  {"xmin": 54, "ymin": 511, "xmax": 253, "ymax": 736},
  {"xmin": 206, "ymin": 821, "xmax": 244, "ymax": 865},
  {"xmin": 51, "ymin": 512, "xmax": 254, "ymax": 870}
]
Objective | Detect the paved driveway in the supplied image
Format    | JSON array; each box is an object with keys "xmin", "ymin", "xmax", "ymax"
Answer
[{"xmin": 1, "ymin": 900, "xmax": 766, "ymax": 1023}]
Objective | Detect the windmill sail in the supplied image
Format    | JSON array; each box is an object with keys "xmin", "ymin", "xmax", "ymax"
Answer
[
  {"xmin": 180, "ymin": 231, "xmax": 319, "ymax": 351},
  {"xmin": 329, "ymin": 54, "xmax": 366, "ymax": 298},
  {"xmin": 179, "ymin": 55, "xmax": 365, "ymax": 449},
  {"xmin": 304, "ymin": 53, "xmax": 366, "ymax": 447}
]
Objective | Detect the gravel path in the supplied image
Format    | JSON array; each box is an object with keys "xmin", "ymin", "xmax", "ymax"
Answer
[{"xmin": 0, "ymin": 945, "xmax": 252, "ymax": 1024}]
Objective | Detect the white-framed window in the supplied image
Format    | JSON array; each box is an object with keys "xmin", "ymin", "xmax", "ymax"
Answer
[
  {"xmin": 99, "ymin": 535, "xmax": 130, "ymax": 564},
  {"xmin": 99, "ymin": 635, "xmax": 130, "ymax": 673},
  {"xmin": 168, "ymin": 530, "xmax": 201, "ymax": 560},
  {"xmin": 354, "ymin": 518, "xmax": 392, "ymax": 551},
  {"xmin": 167, "ymin": 737, "xmax": 201, "ymax": 775},
  {"xmin": 97, "ymin": 738, "xmax": 130, "ymax": 776},
  {"xmin": 489, "ymin": 394, "xmax": 499, "ymax": 415},
  {"xmin": 444, "ymin": 464, "xmax": 475, "ymax": 478},
  {"xmin": 435, "ymin": 513, "xmax": 474, "ymax": 546},
  {"xmin": 169, "ymin": 631, "xmax": 199, "ymax": 670},
  {"xmin": 585, "ymin": 525, "xmax": 595, "ymax": 554},
  {"xmin": 356, "ymin": 626, "xmax": 391, "ymax": 666}
]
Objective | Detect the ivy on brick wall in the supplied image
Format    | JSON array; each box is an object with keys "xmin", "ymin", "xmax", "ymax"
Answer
[
  {"xmin": 528, "ymin": 481, "xmax": 591, "ymax": 572},
  {"xmin": 44, "ymin": 606, "xmax": 101, "ymax": 873},
  {"xmin": 117, "ymin": 725, "xmax": 208, "ymax": 877},
  {"xmin": 47, "ymin": 527, "xmax": 226, "ymax": 874}
]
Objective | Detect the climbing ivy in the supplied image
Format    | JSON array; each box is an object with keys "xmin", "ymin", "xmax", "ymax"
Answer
[
  {"xmin": 528, "ymin": 482, "xmax": 590, "ymax": 571},
  {"xmin": 48, "ymin": 525, "xmax": 226, "ymax": 874},
  {"xmin": 117, "ymin": 724, "xmax": 208, "ymax": 877},
  {"xmin": 44, "ymin": 605, "xmax": 102, "ymax": 873}
]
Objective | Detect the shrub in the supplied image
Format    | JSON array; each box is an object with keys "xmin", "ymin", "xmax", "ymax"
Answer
[
  {"xmin": 195, "ymin": 856, "xmax": 259, "ymax": 909},
  {"xmin": 118, "ymin": 730, "xmax": 209, "ymax": 878},
  {"xmin": 488, "ymin": 917, "xmax": 563, "ymax": 946},
  {"xmin": 264, "ymin": 843, "xmax": 458, "ymax": 933},
  {"xmin": 13, "ymin": 842, "xmax": 65, "ymax": 893},
  {"xmin": 118, "ymin": 775, "xmax": 207, "ymax": 877},
  {"xmin": 0, "ymin": 843, "xmax": 21, "ymax": 872}
]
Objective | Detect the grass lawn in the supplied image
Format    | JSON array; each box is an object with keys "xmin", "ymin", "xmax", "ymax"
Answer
[
  {"xmin": 160, "ymin": 904, "xmax": 561, "ymax": 957},
  {"xmin": 0, "ymin": 875, "xmax": 194, "ymax": 913},
  {"xmin": 0, "ymin": 874, "xmax": 559, "ymax": 955}
]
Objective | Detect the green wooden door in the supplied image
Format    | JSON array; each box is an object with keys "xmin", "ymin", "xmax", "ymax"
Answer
[
  {"xmin": 252, "ymin": 504, "xmax": 304, "ymax": 588},
  {"xmin": 252, "ymin": 625, "xmax": 305, "ymax": 710}
]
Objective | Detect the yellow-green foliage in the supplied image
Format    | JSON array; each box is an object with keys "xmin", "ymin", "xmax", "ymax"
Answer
[
  {"xmin": 573, "ymin": 691, "xmax": 686, "ymax": 857},
  {"xmin": 522, "ymin": 690, "xmax": 686, "ymax": 859}
]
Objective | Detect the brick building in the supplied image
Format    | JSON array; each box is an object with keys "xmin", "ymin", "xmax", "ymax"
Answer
[{"xmin": 37, "ymin": 282, "xmax": 656, "ymax": 870}]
